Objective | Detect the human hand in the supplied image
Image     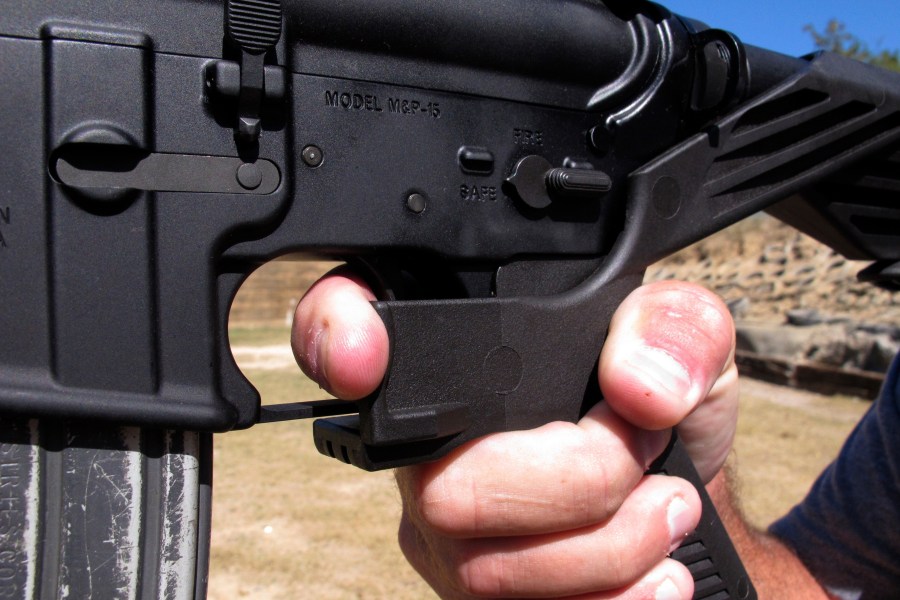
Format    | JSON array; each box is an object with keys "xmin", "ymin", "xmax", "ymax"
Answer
[{"xmin": 293, "ymin": 273, "xmax": 738, "ymax": 599}]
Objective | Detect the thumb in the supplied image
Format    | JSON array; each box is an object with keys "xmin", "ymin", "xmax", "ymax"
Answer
[{"xmin": 598, "ymin": 280, "xmax": 738, "ymax": 481}]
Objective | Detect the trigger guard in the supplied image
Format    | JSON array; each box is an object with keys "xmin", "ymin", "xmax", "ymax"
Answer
[{"xmin": 346, "ymin": 257, "xmax": 398, "ymax": 301}]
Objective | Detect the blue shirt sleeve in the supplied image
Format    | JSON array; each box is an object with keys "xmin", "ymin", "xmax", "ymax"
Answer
[{"xmin": 769, "ymin": 354, "xmax": 900, "ymax": 600}]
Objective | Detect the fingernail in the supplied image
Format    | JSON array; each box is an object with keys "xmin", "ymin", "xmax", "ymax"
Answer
[
  {"xmin": 655, "ymin": 577, "xmax": 683, "ymax": 600},
  {"xmin": 667, "ymin": 496, "xmax": 693, "ymax": 554},
  {"xmin": 632, "ymin": 346, "xmax": 693, "ymax": 404},
  {"xmin": 637, "ymin": 430, "xmax": 668, "ymax": 469}
]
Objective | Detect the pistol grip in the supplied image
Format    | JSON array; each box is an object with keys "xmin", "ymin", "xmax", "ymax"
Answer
[{"xmin": 651, "ymin": 433, "xmax": 756, "ymax": 600}]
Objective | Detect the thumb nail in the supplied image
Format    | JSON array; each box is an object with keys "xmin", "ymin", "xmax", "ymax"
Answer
[{"xmin": 632, "ymin": 346, "xmax": 694, "ymax": 406}]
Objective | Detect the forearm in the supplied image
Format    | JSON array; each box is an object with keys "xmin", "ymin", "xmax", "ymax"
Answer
[{"xmin": 706, "ymin": 467, "xmax": 832, "ymax": 599}]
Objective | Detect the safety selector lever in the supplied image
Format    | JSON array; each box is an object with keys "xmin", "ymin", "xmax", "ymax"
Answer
[{"xmin": 507, "ymin": 155, "xmax": 612, "ymax": 210}]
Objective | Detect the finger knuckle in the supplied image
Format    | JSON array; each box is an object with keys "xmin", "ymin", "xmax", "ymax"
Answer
[
  {"xmin": 415, "ymin": 477, "xmax": 479, "ymax": 536},
  {"xmin": 457, "ymin": 552, "xmax": 519, "ymax": 598},
  {"xmin": 417, "ymin": 496, "xmax": 469, "ymax": 534}
]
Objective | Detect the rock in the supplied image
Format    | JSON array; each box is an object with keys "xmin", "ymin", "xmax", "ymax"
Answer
[
  {"xmin": 856, "ymin": 323, "xmax": 900, "ymax": 340},
  {"xmin": 727, "ymin": 297, "xmax": 750, "ymax": 320},
  {"xmin": 786, "ymin": 309, "xmax": 823, "ymax": 326},
  {"xmin": 735, "ymin": 323, "xmax": 811, "ymax": 358},
  {"xmin": 804, "ymin": 327, "xmax": 867, "ymax": 368},
  {"xmin": 735, "ymin": 320, "xmax": 899, "ymax": 375},
  {"xmin": 863, "ymin": 334, "xmax": 899, "ymax": 372}
]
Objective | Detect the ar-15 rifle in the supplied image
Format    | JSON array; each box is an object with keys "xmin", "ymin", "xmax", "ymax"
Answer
[{"xmin": 1, "ymin": 0, "xmax": 898, "ymax": 598}]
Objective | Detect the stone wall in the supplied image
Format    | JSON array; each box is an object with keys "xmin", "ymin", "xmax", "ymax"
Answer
[
  {"xmin": 230, "ymin": 260, "xmax": 339, "ymax": 325},
  {"xmin": 646, "ymin": 214, "xmax": 900, "ymax": 326}
]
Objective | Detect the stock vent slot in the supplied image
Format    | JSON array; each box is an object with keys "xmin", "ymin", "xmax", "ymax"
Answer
[
  {"xmin": 733, "ymin": 88, "xmax": 830, "ymax": 133},
  {"xmin": 850, "ymin": 215, "xmax": 900, "ymax": 236},
  {"xmin": 829, "ymin": 145, "xmax": 900, "ymax": 201},
  {"xmin": 864, "ymin": 147, "xmax": 900, "ymax": 180},
  {"xmin": 713, "ymin": 111, "xmax": 900, "ymax": 198},
  {"xmin": 717, "ymin": 101, "xmax": 876, "ymax": 166},
  {"xmin": 831, "ymin": 186, "xmax": 899, "ymax": 209}
]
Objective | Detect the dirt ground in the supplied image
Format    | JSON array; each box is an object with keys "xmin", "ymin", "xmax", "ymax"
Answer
[{"xmin": 210, "ymin": 342, "xmax": 431, "ymax": 599}]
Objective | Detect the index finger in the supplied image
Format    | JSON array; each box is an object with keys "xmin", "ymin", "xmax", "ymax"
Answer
[{"xmin": 291, "ymin": 266, "xmax": 389, "ymax": 400}]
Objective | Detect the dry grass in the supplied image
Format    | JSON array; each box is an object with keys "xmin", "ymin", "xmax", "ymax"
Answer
[{"xmin": 210, "ymin": 326, "xmax": 870, "ymax": 599}]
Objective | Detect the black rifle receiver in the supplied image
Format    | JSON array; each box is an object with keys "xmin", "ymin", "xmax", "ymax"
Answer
[{"xmin": 1, "ymin": 1, "xmax": 899, "ymax": 598}]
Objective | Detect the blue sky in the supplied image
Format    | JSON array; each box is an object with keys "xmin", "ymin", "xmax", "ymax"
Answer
[{"xmin": 663, "ymin": 0, "xmax": 899, "ymax": 58}]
